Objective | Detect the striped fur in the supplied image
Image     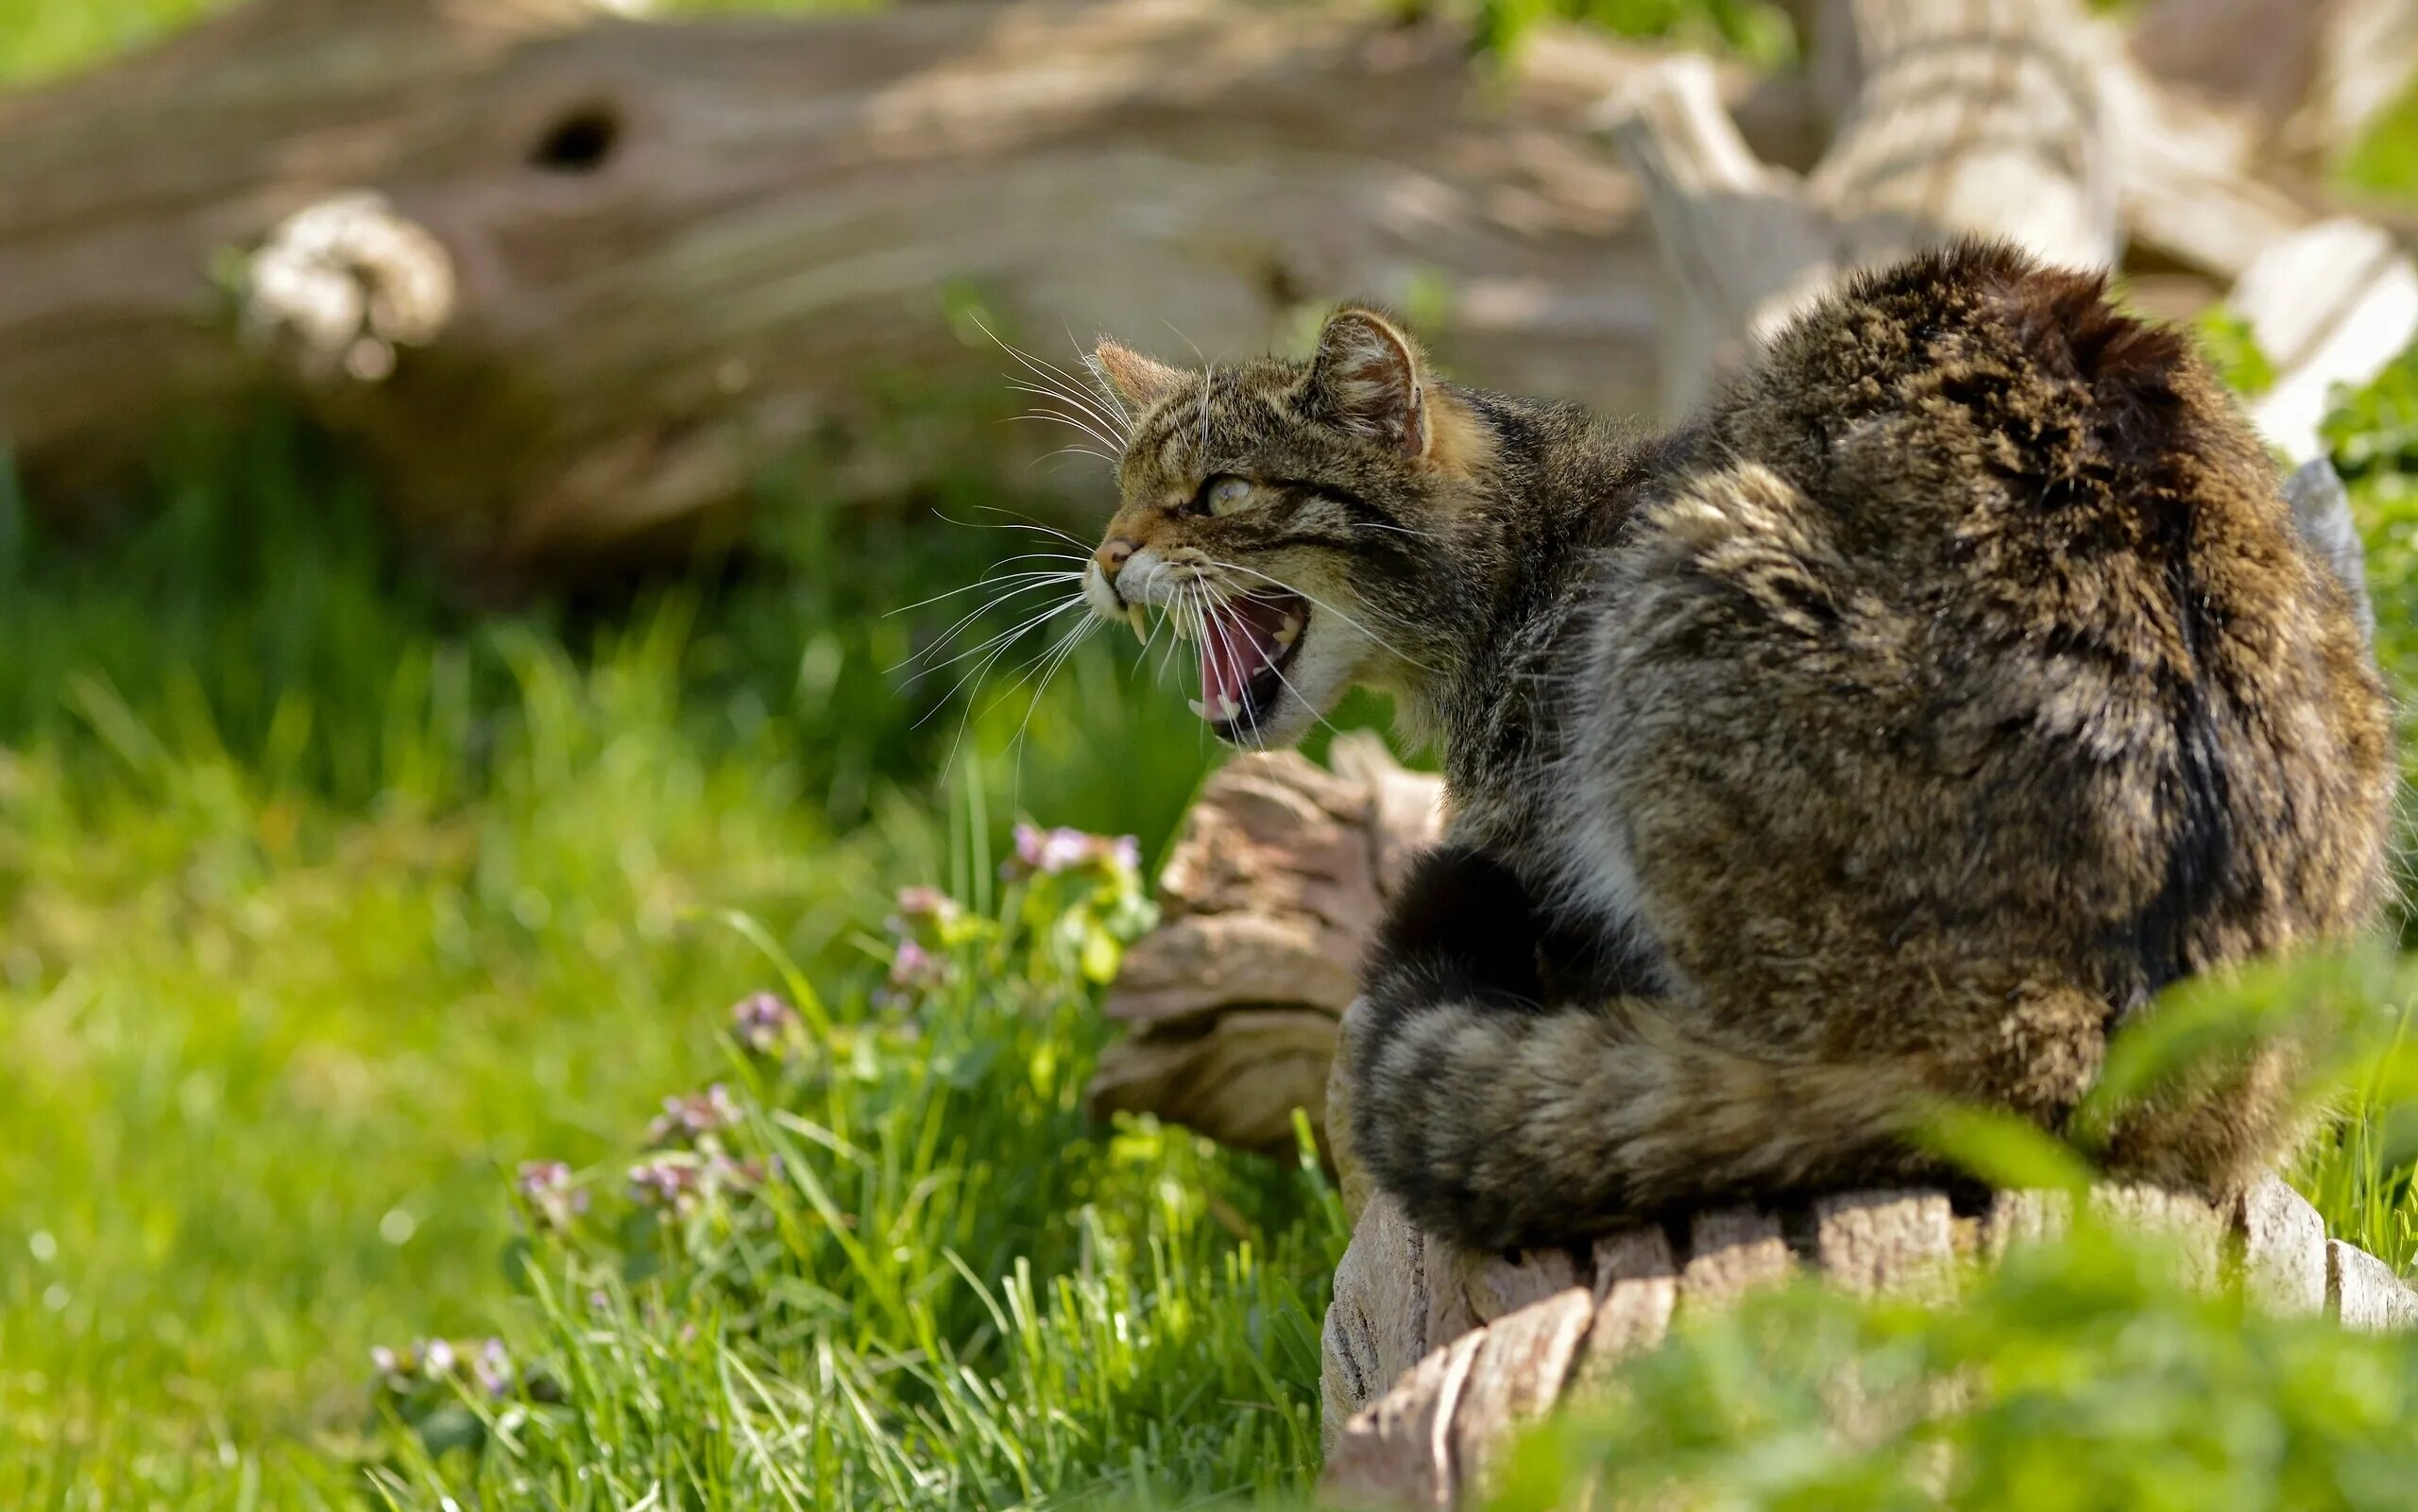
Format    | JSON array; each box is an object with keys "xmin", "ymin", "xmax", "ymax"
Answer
[{"xmin": 1091, "ymin": 243, "xmax": 2394, "ymax": 1250}]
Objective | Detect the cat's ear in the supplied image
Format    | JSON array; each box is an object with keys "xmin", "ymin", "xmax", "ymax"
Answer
[
  {"xmin": 1306, "ymin": 305, "xmax": 1430, "ymax": 457},
  {"xmin": 1090, "ymin": 340, "xmax": 1186, "ymax": 413}
]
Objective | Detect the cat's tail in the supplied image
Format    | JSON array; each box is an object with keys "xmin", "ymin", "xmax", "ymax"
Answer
[
  {"xmin": 1343, "ymin": 970, "xmax": 1950, "ymax": 1251},
  {"xmin": 1337, "ymin": 842, "xmax": 1958, "ymax": 1251},
  {"xmin": 1345, "ymin": 888, "xmax": 2304, "ymax": 1252}
]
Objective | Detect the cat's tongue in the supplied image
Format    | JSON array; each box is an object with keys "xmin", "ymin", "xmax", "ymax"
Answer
[{"xmin": 1195, "ymin": 594, "xmax": 1293, "ymax": 722}]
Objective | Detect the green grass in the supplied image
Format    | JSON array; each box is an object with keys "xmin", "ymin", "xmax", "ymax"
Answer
[{"xmin": 0, "ymin": 398, "xmax": 1292, "ymax": 1504}]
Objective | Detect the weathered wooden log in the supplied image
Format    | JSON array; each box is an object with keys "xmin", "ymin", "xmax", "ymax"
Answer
[
  {"xmin": 1604, "ymin": 0, "xmax": 2124, "ymax": 416},
  {"xmin": 1088, "ymin": 733, "xmax": 1442, "ymax": 1160},
  {"xmin": 0, "ymin": 0, "xmax": 1828, "ymax": 574},
  {"xmin": 1, "ymin": 0, "xmax": 2394, "ymax": 575},
  {"xmin": 1322, "ymin": 1177, "xmax": 2418, "ymax": 1508}
]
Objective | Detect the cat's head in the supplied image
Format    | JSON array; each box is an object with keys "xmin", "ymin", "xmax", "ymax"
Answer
[{"xmin": 1081, "ymin": 306, "xmax": 1498, "ymax": 747}]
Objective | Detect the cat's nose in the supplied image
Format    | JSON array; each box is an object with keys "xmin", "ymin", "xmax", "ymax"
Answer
[{"xmin": 1096, "ymin": 537, "xmax": 1138, "ymax": 580}]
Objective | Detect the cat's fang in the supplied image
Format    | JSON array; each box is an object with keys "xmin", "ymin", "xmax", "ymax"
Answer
[
  {"xmin": 1273, "ymin": 615, "xmax": 1302, "ymax": 647},
  {"xmin": 1218, "ymin": 694, "xmax": 1243, "ymax": 721},
  {"xmin": 1187, "ymin": 698, "xmax": 1212, "ymax": 720},
  {"xmin": 1126, "ymin": 603, "xmax": 1149, "ymax": 641}
]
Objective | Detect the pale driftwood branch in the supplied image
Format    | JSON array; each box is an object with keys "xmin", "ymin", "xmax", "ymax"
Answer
[
  {"xmin": 2228, "ymin": 216, "xmax": 2418, "ymax": 465},
  {"xmin": 1605, "ymin": 0, "xmax": 2123, "ymax": 415},
  {"xmin": 1606, "ymin": 0, "xmax": 2418, "ymax": 458},
  {"xmin": 2133, "ymin": 0, "xmax": 2418, "ymax": 170}
]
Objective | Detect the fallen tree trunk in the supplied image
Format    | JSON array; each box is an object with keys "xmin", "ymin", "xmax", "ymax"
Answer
[
  {"xmin": 0, "ymin": 0, "xmax": 2396, "ymax": 575},
  {"xmin": 0, "ymin": 0, "xmax": 1792, "ymax": 574}
]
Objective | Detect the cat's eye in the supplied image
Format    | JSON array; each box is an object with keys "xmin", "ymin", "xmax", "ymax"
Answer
[{"xmin": 1204, "ymin": 476, "xmax": 1255, "ymax": 517}]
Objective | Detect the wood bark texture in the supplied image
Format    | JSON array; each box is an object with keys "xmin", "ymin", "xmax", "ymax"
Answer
[
  {"xmin": 0, "ymin": 0, "xmax": 1812, "ymax": 573},
  {"xmin": 1088, "ymin": 733, "xmax": 1443, "ymax": 1162},
  {"xmin": 1321, "ymin": 1177, "xmax": 2417, "ymax": 1508},
  {"xmin": 0, "ymin": 0, "xmax": 2401, "ymax": 571}
]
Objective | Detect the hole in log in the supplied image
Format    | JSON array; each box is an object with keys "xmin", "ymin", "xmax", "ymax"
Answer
[{"xmin": 532, "ymin": 105, "xmax": 622, "ymax": 173}]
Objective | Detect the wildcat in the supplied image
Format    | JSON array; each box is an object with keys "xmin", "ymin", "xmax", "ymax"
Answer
[{"xmin": 1071, "ymin": 242, "xmax": 2393, "ymax": 1251}]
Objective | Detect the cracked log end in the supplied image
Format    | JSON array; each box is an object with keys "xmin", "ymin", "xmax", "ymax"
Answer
[
  {"xmin": 1321, "ymin": 1176, "xmax": 2416, "ymax": 1508},
  {"xmin": 1087, "ymin": 733, "xmax": 1442, "ymax": 1159}
]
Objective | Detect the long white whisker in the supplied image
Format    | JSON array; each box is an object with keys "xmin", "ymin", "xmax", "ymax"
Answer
[
  {"xmin": 887, "ymin": 575, "xmax": 1082, "ymax": 666},
  {"xmin": 1199, "ymin": 580, "xmax": 1257, "ymax": 749},
  {"xmin": 1005, "ymin": 379, "xmax": 1128, "ymax": 449},
  {"xmin": 1005, "ymin": 385, "xmax": 1125, "ymax": 449},
  {"xmin": 1006, "ymin": 613, "xmax": 1098, "ymax": 760},
  {"xmin": 1012, "ymin": 408, "xmax": 1123, "ymax": 454},
  {"xmin": 924, "ymin": 593, "xmax": 1090, "ymax": 774},
  {"xmin": 974, "ymin": 315, "xmax": 1133, "ymax": 441},
  {"xmin": 884, "ymin": 568, "xmax": 1082, "ymax": 668},
  {"xmin": 904, "ymin": 594, "xmax": 1089, "ymax": 687},
  {"xmin": 1129, "ymin": 589, "xmax": 1172, "ymax": 685},
  {"xmin": 888, "ymin": 568, "xmax": 1082, "ymax": 620},
  {"xmin": 1030, "ymin": 446, "xmax": 1117, "ymax": 472},
  {"xmin": 933, "ymin": 506, "xmax": 1096, "ymax": 553},
  {"xmin": 1066, "ymin": 325, "xmax": 1132, "ymax": 431},
  {"xmin": 933, "ymin": 591, "xmax": 1089, "ymax": 769}
]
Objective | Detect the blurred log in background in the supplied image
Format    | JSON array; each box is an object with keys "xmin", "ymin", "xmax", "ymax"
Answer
[{"xmin": 4, "ymin": 0, "xmax": 2416, "ymax": 579}]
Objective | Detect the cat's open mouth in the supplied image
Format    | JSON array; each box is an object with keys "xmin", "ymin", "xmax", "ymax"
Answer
[{"xmin": 1186, "ymin": 590, "xmax": 1308, "ymax": 739}]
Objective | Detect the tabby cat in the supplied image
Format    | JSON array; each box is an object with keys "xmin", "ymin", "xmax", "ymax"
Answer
[{"xmin": 1073, "ymin": 242, "xmax": 2393, "ymax": 1251}]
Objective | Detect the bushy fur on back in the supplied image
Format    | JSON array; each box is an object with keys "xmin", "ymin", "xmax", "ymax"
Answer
[{"xmin": 1087, "ymin": 243, "xmax": 2394, "ymax": 1250}]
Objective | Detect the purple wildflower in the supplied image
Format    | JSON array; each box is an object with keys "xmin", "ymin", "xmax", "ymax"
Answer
[
  {"xmin": 627, "ymin": 1155, "xmax": 703, "ymax": 1211},
  {"xmin": 730, "ymin": 992, "xmax": 802, "ymax": 1055},
  {"xmin": 1004, "ymin": 822, "xmax": 1143, "ymax": 879},
  {"xmin": 892, "ymin": 885, "xmax": 961, "ymax": 926},
  {"xmin": 470, "ymin": 1338, "xmax": 514, "ymax": 1399},
  {"xmin": 1108, "ymin": 834, "xmax": 1142, "ymax": 875},
  {"xmin": 514, "ymin": 1160, "xmax": 588, "ymax": 1231},
  {"xmin": 888, "ymin": 939, "xmax": 949, "ymax": 994},
  {"xmin": 712, "ymin": 1152, "xmax": 782, "ymax": 1192},
  {"xmin": 645, "ymin": 1084, "xmax": 741, "ymax": 1147}
]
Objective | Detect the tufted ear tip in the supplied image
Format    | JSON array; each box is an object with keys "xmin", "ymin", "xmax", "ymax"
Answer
[
  {"xmin": 1090, "ymin": 339, "xmax": 1187, "ymax": 413},
  {"xmin": 1308, "ymin": 304, "xmax": 1431, "ymax": 457}
]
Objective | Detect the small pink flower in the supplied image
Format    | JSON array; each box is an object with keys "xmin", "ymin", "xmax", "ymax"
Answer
[
  {"xmin": 892, "ymin": 885, "xmax": 960, "ymax": 925},
  {"xmin": 888, "ymin": 939, "xmax": 949, "ymax": 994},
  {"xmin": 1004, "ymin": 823, "xmax": 1142, "ymax": 878},
  {"xmin": 627, "ymin": 1156, "xmax": 702, "ymax": 1211},
  {"xmin": 514, "ymin": 1161, "xmax": 588, "ymax": 1231},
  {"xmin": 646, "ymin": 1084, "xmax": 741, "ymax": 1147},
  {"xmin": 470, "ymin": 1338, "xmax": 514, "ymax": 1399},
  {"xmin": 730, "ymin": 993, "xmax": 802, "ymax": 1055}
]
